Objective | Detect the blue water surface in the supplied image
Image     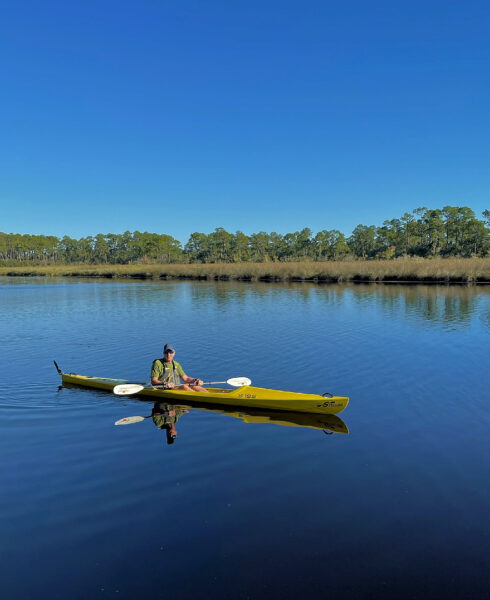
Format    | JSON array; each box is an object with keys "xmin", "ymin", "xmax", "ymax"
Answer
[{"xmin": 0, "ymin": 278, "xmax": 489, "ymax": 599}]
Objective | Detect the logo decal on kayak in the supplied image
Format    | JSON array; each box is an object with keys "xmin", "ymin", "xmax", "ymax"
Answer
[{"xmin": 237, "ymin": 394, "xmax": 256, "ymax": 399}]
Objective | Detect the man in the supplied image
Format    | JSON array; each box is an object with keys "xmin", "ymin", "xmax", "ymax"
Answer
[{"xmin": 151, "ymin": 344, "xmax": 209, "ymax": 392}]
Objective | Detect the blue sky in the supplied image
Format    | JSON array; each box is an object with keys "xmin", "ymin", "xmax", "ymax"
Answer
[{"xmin": 1, "ymin": 0, "xmax": 489, "ymax": 243}]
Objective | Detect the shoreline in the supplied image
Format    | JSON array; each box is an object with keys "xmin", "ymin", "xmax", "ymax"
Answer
[{"xmin": 1, "ymin": 258, "xmax": 489, "ymax": 283}]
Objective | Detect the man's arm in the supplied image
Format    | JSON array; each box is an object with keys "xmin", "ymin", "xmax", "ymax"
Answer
[
  {"xmin": 150, "ymin": 361, "xmax": 164, "ymax": 386},
  {"xmin": 179, "ymin": 363, "xmax": 202, "ymax": 385},
  {"xmin": 181, "ymin": 374, "xmax": 203, "ymax": 385}
]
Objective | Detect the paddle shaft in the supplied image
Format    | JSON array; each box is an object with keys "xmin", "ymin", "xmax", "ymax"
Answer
[
  {"xmin": 113, "ymin": 377, "xmax": 251, "ymax": 396},
  {"xmin": 146, "ymin": 380, "xmax": 227, "ymax": 389}
]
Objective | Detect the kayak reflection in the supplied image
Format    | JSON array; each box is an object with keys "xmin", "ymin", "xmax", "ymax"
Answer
[
  {"xmin": 199, "ymin": 404, "xmax": 349, "ymax": 435},
  {"xmin": 150, "ymin": 401, "xmax": 349, "ymax": 440},
  {"xmin": 151, "ymin": 403, "xmax": 189, "ymax": 444}
]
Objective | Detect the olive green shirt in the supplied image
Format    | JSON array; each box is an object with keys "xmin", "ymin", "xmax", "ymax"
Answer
[{"xmin": 150, "ymin": 359, "xmax": 186, "ymax": 384}]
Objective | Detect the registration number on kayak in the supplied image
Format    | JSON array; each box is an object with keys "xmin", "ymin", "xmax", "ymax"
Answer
[
  {"xmin": 237, "ymin": 393, "xmax": 256, "ymax": 399},
  {"xmin": 317, "ymin": 400, "xmax": 340, "ymax": 407}
]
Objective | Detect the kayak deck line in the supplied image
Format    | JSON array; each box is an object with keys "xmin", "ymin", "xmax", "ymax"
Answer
[{"xmin": 55, "ymin": 362, "xmax": 349, "ymax": 415}]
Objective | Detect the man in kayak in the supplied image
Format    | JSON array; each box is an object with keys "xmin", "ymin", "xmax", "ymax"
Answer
[{"xmin": 151, "ymin": 344, "xmax": 209, "ymax": 392}]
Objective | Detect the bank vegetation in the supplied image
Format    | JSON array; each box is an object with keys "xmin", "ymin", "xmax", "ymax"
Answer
[
  {"xmin": 1, "ymin": 206, "xmax": 489, "ymax": 265},
  {"xmin": 2, "ymin": 257, "xmax": 489, "ymax": 283},
  {"xmin": 1, "ymin": 206, "xmax": 489, "ymax": 282}
]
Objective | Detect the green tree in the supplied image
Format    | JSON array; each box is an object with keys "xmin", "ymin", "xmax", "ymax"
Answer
[
  {"xmin": 94, "ymin": 234, "xmax": 110, "ymax": 263},
  {"xmin": 185, "ymin": 232, "xmax": 210, "ymax": 263},
  {"xmin": 441, "ymin": 206, "xmax": 476, "ymax": 255},
  {"xmin": 232, "ymin": 231, "xmax": 250, "ymax": 262},
  {"xmin": 376, "ymin": 219, "xmax": 404, "ymax": 257},
  {"xmin": 348, "ymin": 225, "xmax": 377, "ymax": 258},
  {"xmin": 207, "ymin": 228, "xmax": 234, "ymax": 262},
  {"xmin": 268, "ymin": 232, "xmax": 285, "ymax": 260},
  {"xmin": 59, "ymin": 236, "xmax": 81, "ymax": 263},
  {"xmin": 313, "ymin": 230, "xmax": 349, "ymax": 259},
  {"xmin": 250, "ymin": 232, "xmax": 271, "ymax": 262},
  {"xmin": 294, "ymin": 228, "xmax": 313, "ymax": 259},
  {"xmin": 78, "ymin": 236, "xmax": 95, "ymax": 263}
]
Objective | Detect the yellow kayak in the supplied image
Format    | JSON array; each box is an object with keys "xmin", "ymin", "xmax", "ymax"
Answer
[{"xmin": 57, "ymin": 367, "xmax": 349, "ymax": 415}]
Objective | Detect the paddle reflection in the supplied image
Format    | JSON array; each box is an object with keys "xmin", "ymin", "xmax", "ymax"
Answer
[{"xmin": 150, "ymin": 400, "xmax": 349, "ymax": 442}]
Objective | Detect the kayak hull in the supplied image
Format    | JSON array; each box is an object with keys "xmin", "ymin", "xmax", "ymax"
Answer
[{"xmin": 60, "ymin": 372, "xmax": 349, "ymax": 415}]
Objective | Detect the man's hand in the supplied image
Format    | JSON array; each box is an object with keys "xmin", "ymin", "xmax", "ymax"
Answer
[
  {"xmin": 194, "ymin": 378, "xmax": 203, "ymax": 386},
  {"xmin": 166, "ymin": 382, "xmax": 175, "ymax": 389}
]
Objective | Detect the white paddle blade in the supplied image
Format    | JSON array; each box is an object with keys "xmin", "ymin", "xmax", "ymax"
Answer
[
  {"xmin": 113, "ymin": 383, "xmax": 145, "ymax": 396},
  {"xmin": 115, "ymin": 415, "xmax": 146, "ymax": 425},
  {"xmin": 227, "ymin": 377, "xmax": 251, "ymax": 387}
]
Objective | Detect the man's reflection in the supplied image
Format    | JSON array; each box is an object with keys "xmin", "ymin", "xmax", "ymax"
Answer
[{"xmin": 151, "ymin": 402, "xmax": 189, "ymax": 444}]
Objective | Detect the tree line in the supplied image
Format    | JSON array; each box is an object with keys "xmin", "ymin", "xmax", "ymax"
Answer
[{"xmin": 1, "ymin": 206, "xmax": 489, "ymax": 264}]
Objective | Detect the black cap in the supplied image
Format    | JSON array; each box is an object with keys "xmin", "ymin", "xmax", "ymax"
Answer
[{"xmin": 164, "ymin": 344, "xmax": 175, "ymax": 354}]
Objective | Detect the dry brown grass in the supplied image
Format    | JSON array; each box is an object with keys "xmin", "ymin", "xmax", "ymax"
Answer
[{"xmin": 1, "ymin": 257, "xmax": 489, "ymax": 282}]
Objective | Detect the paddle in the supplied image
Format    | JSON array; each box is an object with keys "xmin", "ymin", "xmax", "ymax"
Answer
[{"xmin": 113, "ymin": 377, "xmax": 251, "ymax": 396}]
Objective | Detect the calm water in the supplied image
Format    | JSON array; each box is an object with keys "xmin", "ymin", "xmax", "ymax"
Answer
[{"xmin": 1, "ymin": 278, "xmax": 489, "ymax": 600}]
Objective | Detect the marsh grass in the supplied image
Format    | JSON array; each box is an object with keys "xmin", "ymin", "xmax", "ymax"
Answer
[{"xmin": 1, "ymin": 257, "xmax": 489, "ymax": 282}]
